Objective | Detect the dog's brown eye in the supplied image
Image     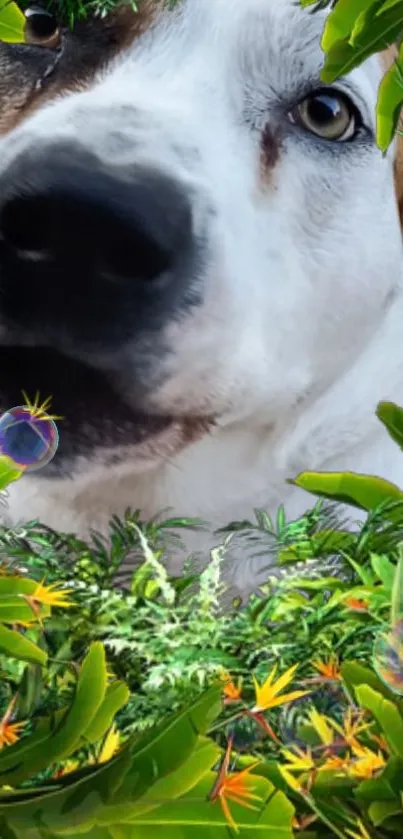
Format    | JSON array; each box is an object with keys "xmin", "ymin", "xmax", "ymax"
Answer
[
  {"xmin": 24, "ymin": 6, "xmax": 61, "ymax": 48},
  {"xmin": 290, "ymin": 90, "xmax": 358, "ymax": 142}
]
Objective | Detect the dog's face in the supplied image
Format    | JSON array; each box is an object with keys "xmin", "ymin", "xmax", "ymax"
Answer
[{"xmin": 0, "ymin": 0, "xmax": 401, "ymax": 479}]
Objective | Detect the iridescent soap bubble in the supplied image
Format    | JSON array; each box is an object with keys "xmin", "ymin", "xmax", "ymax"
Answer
[
  {"xmin": 373, "ymin": 620, "xmax": 403, "ymax": 697},
  {"xmin": 0, "ymin": 406, "xmax": 59, "ymax": 472}
]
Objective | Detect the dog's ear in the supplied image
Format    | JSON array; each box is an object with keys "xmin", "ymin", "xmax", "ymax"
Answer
[{"xmin": 381, "ymin": 46, "xmax": 403, "ymax": 227}]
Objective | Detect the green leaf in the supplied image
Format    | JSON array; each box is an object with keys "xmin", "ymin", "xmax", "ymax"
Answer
[
  {"xmin": 356, "ymin": 756, "xmax": 403, "ymax": 801},
  {"xmin": 278, "ymin": 529, "xmax": 356, "ymax": 564},
  {"xmin": 321, "ymin": 3, "xmax": 403, "ymax": 83},
  {"xmin": 392, "ymin": 550, "xmax": 403, "ymax": 624},
  {"xmin": 0, "ymin": 642, "xmax": 108, "ymax": 786},
  {"xmin": 356, "ymin": 684, "xmax": 403, "ymax": 757},
  {"xmin": 98, "ymin": 737, "xmax": 220, "ymax": 823},
  {"xmin": 0, "ymin": 1, "xmax": 25, "ymax": 43},
  {"xmin": 0, "ymin": 623, "xmax": 47, "ymax": 666},
  {"xmin": 341, "ymin": 660, "xmax": 403, "ymax": 706},
  {"xmin": 98, "ymin": 688, "xmax": 222, "ymax": 820},
  {"xmin": 0, "ymin": 576, "xmax": 49, "ymax": 596},
  {"xmin": 320, "ymin": 0, "xmax": 375, "ymax": 52},
  {"xmin": 289, "ymin": 470, "xmax": 402, "ymax": 512},
  {"xmin": 0, "ymin": 745, "xmax": 133, "ymax": 834},
  {"xmin": 0, "ymin": 691, "xmax": 223, "ymax": 835},
  {"xmin": 368, "ymin": 798, "xmax": 403, "ymax": 825},
  {"xmin": 0, "ymin": 716, "xmax": 54, "ymax": 774},
  {"xmin": 110, "ymin": 771, "xmax": 294, "ymax": 836},
  {"xmin": 82, "ymin": 681, "xmax": 130, "ymax": 746},
  {"xmin": 377, "ymin": 401, "xmax": 403, "ymax": 451},
  {"xmin": 370, "ymin": 554, "xmax": 396, "ymax": 592},
  {"xmin": 0, "ymin": 594, "xmax": 50, "ymax": 624},
  {"xmin": 15, "ymin": 661, "xmax": 44, "ymax": 719},
  {"xmin": 0, "ymin": 455, "xmax": 22, "ymax": 490}
]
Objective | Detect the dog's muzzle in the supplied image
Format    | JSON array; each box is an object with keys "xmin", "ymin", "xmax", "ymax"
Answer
[{"xmin": 0, "ymin": 141, "xmax": 197, "ymax": 351}]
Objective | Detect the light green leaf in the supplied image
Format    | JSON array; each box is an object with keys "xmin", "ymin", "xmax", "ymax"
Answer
[
  {"xmin": 368, "ymin": 798, "xmax": 403, "ymax": 825},
  {"xmin": 82, "ymin": 681, "xmax": 130, "ymax": 746},
  {"xmin": 0, "ymin": 1, "xmax": 25, "ymax": 44},
  {"xmin": 371, "ymin": 554, "xmax": 396, "ymax": 592},
  {"xmin": 356, "ymin": 684, "xmax": 403, "ymax": 757},
  {"xmin": 0, "ymin": 595, "xmax": 50, "ymax": 624},
  {"xmin": 321, "ymin": 0, "xmax": 375, "ymax": 52},
  {"xmin": 110, "ymin": 771, "xmax": 294, "ymax": 836},
  {"xmin": 0, "ymin": 455, "xmax": 22, "ymax": 490},
  {"xmin": 98, "ymin": 737, "xmax": 220, "ymax": 823},
  {"xmin": 0, "ymin": 642, "xmax": 108, "ymax": 786},
  {"xmin": 0, "ymin": 623, "xmax": 47, "ymax": 666},
  {"xmin": 376, "ymin": 401, "xmax": 403, "ymax": 453},
  {"xmin": 289, "ymin": 470, "xmax": 402, "ymax": 512},
  {"xmin": 321, "ymin": 3, "xmax": 403, "ymax": 84}
]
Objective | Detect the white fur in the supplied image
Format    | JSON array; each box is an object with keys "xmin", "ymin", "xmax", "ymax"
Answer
[{"xmin": 2, "ymin": 0, "xmax": 403, "ymax": 593}]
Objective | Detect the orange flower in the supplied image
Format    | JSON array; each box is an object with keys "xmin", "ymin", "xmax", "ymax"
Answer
[
  {"xmin": 344, "ymin": 597, "xmax": 369, "ymax": 612},
  {"xmin": 0, "ymin": 719, "xmax": 24, "ymax": 749},
  {"xmin": 320, "ymin": 754, "xmax": 351, "ymax": 773},
  {"xmin": 209, "ymin": 738, "xmax": 262, "ymax": 833},
  {"xmin": 311, "ymin": 655, "xmax": 341, "ymax": 681},
  {"xmin": 0, "ymin": 696, "xmax": 24, "ymax": 749},
  {"xmin": 220, "ymin": 671, "xmax": 243, "ymax": 703}
]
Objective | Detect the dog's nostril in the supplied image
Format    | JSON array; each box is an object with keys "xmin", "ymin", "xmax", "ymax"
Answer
[
  {"xmin": 0, "ymin": 195, "xmax": 53, "ymax": 254},
  {"xmin": 102, "ymin": 223, "xmax": 172, "ymax": 283},
  {"xmin": 0, "ymin": 162, "xmax": 191, "ymax": 287}
]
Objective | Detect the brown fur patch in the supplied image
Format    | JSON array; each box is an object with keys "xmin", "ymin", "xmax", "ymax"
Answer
[
  {"xmin": 260, "ymin": 123, "xmax": 282, "ymax": 185},
  {"xmin": 0, "ymin": 2, "xmax": 162, "ymax": 135},
  {"xmin": 381, "ymin": 46, "xmax": 403, "ymax": 227}
]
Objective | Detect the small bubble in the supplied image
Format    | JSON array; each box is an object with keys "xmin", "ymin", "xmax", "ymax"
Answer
[{"xmin": 0, "ymin": 406, "xmax": 59, "ymax": 472}]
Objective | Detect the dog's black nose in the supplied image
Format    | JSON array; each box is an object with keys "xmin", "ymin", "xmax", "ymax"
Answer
[{"xmin": 0, "ymin": 144, "xmax": 196, "ymax": 346}]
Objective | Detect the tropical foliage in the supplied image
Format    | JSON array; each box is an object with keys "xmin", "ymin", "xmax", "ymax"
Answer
[{"xmin": 1, "ymin": 399, "xmax": 403, "ymax": 836}]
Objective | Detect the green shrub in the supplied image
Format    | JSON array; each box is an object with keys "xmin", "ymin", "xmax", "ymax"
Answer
[{"xmin": 0, "ymin": 401, "xmax": 403, "ymax": 836}]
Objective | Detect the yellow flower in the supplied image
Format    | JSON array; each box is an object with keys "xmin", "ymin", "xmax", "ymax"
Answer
[
  {"xmin": 331, "ymin": 707, "xmax": 369, "ymax": 748},
  {"xmin": 251, "ymin": 664, "xmax": 308, "ymax": 713},
  {"xmin": 281, "ymin": 746, "xmax": 315, "ymax": 772},
  {"xmin": 209, "ymin": 740, "xmax": 262, "ymax": 834},
  {"xmin": 345, "ymin": 817, "xmax": 373, "ymax": 839},
  {"xmin": 98, "ymin": 725, "xmax": 120, "ymax": 764},
  {"xmin": 24, "ymin": 579, "xmax": 74, "ymax": 613},
  {"xmin": 311, "ymin": 655, "xmax": 341, "ymax": 681},
  {"xmin": 349, "ymin": 744, "xmax": 386, "ymax": 779},
  {"xmin": 279, "ymin": 766, "xmax": 306, "ymax": 793},
  {"xmin": 307, "ymin": 708, "xmax": 334, "ymax": 746},
  {"xmin": 53, "ymin": 759, "xmax": 80, "ymax": 779}
]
